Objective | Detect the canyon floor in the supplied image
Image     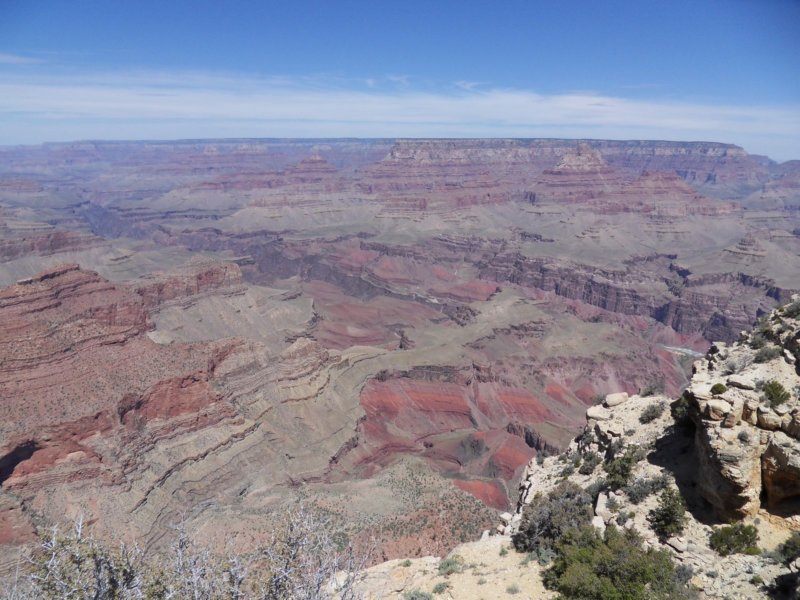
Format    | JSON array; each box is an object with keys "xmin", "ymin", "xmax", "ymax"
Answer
[{"xmin": 0, "ymin": 138, "xmax": 798, "ymax": 569}]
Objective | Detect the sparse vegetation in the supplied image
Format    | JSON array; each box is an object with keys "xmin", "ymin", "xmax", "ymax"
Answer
[
  {"xmin": 755, "ymin": 345, "xmax": 782, "ymax": 363},
  {"xmin": 750, "ymin": 331, "xmax": 768, "ymax": 350},
  {"xmin": 403, "ymin": 590, "xmax": 433, "ymax": 600},
  {"xmin": 437, "ymin": 556, "xmax": 463, "ymax": 576},
  {"xmin": 763, "ymin": 380, "xmax": 791, "ymax": 407},
  {"xmin": 603, "ymin": 445, "xmax": 646, "ymax": 490},
  {"xmin": 710, "ymin": 383, "xmax": 727, "ymax": 396},
  {"xmin": 578, "ymin": 451, "xmax": 602, "ymax": 475},
  {"xmin": 779, "ymin": 531, "xmax": 800, "ymax": 564},
  {"xmin": 8, "ymin": 508, "xmax": 369, "ymax": 600},
  {"xmin": 782, "ymin": 300, "xmax": 800, "ymax": 319},
  {"xmin": 506, "ymin": 583, "xmax": 521, "ymax": 594},
  {"xmin": 647, "ymin": 488, "xmax": 687, "ymax": 540},
  {"xmin": 709, "ymin": 522, "xmax": 759, "ymax": 556},
  {"xmin": 512, "ymin": 481, "xmax": 593, "ymax": 556},
  {"xmin": 543, "ymin": 525, "xmax": 696, "ymax": 600},
  {"xmin": 671, "ymin": 395, "xmax": 692, "ymax": 428},
  {"xmin": 641, "ymin": 381, "xmax": 664, "ymax": 397},
  {"xmin": 623, "ymin": 473, "xmax": 670, "ymax": 504},
  {"xmin": 723, "ymin": 356, "xmax": 751, "ymax": 375},
  {"xmin": 432, "ymin": 581, "xmax": 450, "ymax": 594},
  {"xmin": 639, "ymin": 401, "xmax": 666, "ymax": 424}
]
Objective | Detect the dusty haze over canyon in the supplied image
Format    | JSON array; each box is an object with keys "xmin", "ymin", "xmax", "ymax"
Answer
[{"xmin": 0, "ymin": 137, "xmax": 798, "ymax": 568}]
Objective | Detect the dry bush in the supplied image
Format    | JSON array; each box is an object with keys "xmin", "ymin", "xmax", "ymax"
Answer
[{"xmin": 4, "ymin": 508, "xmax": 370, "ymax": 600}]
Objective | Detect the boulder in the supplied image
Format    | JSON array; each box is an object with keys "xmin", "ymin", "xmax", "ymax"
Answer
[
  {"xmin": 586, "ymin": 405, "xmax": 612, "ymax": 421},
  {"xmin": 758, "ymin": 410, "xmax": 782, "ymax": 431},
  {"xmin": 705, "ymin": 399, "xmax": 732, "ymax": 421},
  {"xmin": 604, "ymin": 392, "xmax": 629, "ymax": 408},
  {"xmin": 595, "ymin": 493, "xmax": 613, "ymax": 522},
  {"xmin": 591, "ymin": 516, "xmax": 606, "ymax": 535},
  {"xmin": 727, "ymin": 374, "xmax": 755, "ymax": 390}
]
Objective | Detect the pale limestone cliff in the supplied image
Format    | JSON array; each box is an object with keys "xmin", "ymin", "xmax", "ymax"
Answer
[{"xmin": 684, "ymin": 296, "xmax": 800, "ymax": 519}]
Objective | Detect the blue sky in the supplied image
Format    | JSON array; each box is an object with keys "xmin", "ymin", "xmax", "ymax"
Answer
[{"xmin": 1, "ymin": 0, "xmax": 799, "ymax": 160}]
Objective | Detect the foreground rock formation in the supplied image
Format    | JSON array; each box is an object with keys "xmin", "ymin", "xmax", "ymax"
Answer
[{"xmin": 685, "ymin": 299, "xmax": 800, "ymax": 520}]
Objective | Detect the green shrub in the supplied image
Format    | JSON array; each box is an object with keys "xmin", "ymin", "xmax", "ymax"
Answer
[
  {"xmin": 578, "ymin": 451, "xmax": 602, "ymax": 475},
  {"xmin": 709, "ymin": 523, "xmax": 759, "ymax": 556},
  {"xmin": 755, "ymin": 346, "xmax": 782, "ymax": 363},
  {"xmin": 437, "ymin": 556, "xmax": 462, "ymax": 576},
  {"xmin": 584, "ymin": 479, "xmax": 609, "ymax": 500},
  {"xmin": 403, "ymin": 591, "xmax": 433, "ymax": 600},
  {"xmin": 641, "ymin": 381, "xmax": 664, "ymax": 397},
  {"xmin": 782, "ymin": 300, "xmax": 800, "ymax": 319},
  {"xmin": 506, "ymin": 583, "xmax": 521, "ymax": 594},
  {"xmin": 624, "ymin": 474, "xmax": 671, "ymax": 504},
  {"xmin": 639, "ymin": 402, "xmax": 666, "ymax": 424},
  {"xmin": 648, "ymin": 488, "xmax": 687, "ymax": 540},
  {"xmin": 401, "ymin": 559, "xmax": 412, "ymax": 567},
  {"xmin": 512, "ymin": 481, "xmax": 593, "ymax": 554},
  {"xmin": 543, "ymin": 525, "xmax": 696, "ymax": 600},
  {"xmin": 671, "ymin": 395, "xmax": 692, "ymax": 428},
  {"xmin": 763, "ymin": 380, "xmax": 791, "ymax": 407},
  {"xmin": 432, "ymin": 581, "xmax": 450, "ymax": 594},
  {"xmin": 750, "ymin": 332, "xmax": 768, "ymax": 349},
  {"xmin": 604, "ymin": 445, "xmax": 645, "ymax": 490},
  {"xmin": 710, "ymin": 383, "xmax": 727, "ymax": 395},
  {"xmin": 780, "ymin": 531, "xmax": 800, "ymax": 564}
]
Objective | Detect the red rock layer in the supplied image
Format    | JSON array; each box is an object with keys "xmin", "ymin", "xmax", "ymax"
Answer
[
  {"xmin": 334, "ymin": 374, "xmax": 583, "ymax": 508},
  {"xmin": 130, "ymin": 259, "xmax": 243, "ymax": 308},
  {"xmin": 0, "ymin": 230, "xmax": 105, "ymax": 262},
  {"xmin": 0, "ymin": 265, "xmax": 235, "ymax": 492}
]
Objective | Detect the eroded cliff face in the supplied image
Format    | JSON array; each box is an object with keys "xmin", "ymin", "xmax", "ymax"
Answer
[{"xmin": 684, "ymin": 297, "xmax": 800, "ymax": 520}]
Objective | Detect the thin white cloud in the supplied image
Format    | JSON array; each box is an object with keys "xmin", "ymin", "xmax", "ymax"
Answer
[
  {"xmin": 0, "ymin": 52, "xmax": 44, "ymax": 65},
  {"xmin": 0, "ymin": 70, "xmax": 798, "ymax": 160},
  {"xmin": 454, "ymin": 80, "xmax": 487, "ymax": 91}
]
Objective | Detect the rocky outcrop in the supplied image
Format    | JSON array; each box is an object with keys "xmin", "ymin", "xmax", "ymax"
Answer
[
  {"xmin": 530, "ymin": 143, "xmax": 629, "ymax": 204},
  {"xmin": 495, "ymin": 381, "xmax": 796, "ymax": 597},
  {"xmin": 0, "ymin": 230, "xmax": 105, "ymax": 262},
  {"xmin": 479, "ymin": 252, "xmax": 788, "ymax": 341},
  {"xmin": 684, "ymin": 297, "xmax": 800, "ymax": 519},
  {"xmin": 130, "ymin": 258, "xmax": 244, "ymax": 308}
]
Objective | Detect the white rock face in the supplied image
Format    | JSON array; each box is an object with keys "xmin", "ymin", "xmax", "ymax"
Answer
[
  {"xmin": 604, "ymin": 392, "xmax": 629, "ymax": 407},
  {"xmin": 586, "ymin": 405, "xmax": 612, "ymax": 421},
  {"xmin": 591, "ymin": 515, "xmax": 606, "ymax": 535}
]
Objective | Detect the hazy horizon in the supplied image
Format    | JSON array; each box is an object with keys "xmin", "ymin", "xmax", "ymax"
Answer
[{"xmin": 2, "ymin": 0, "xmax": 799, "ymax": 160}]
